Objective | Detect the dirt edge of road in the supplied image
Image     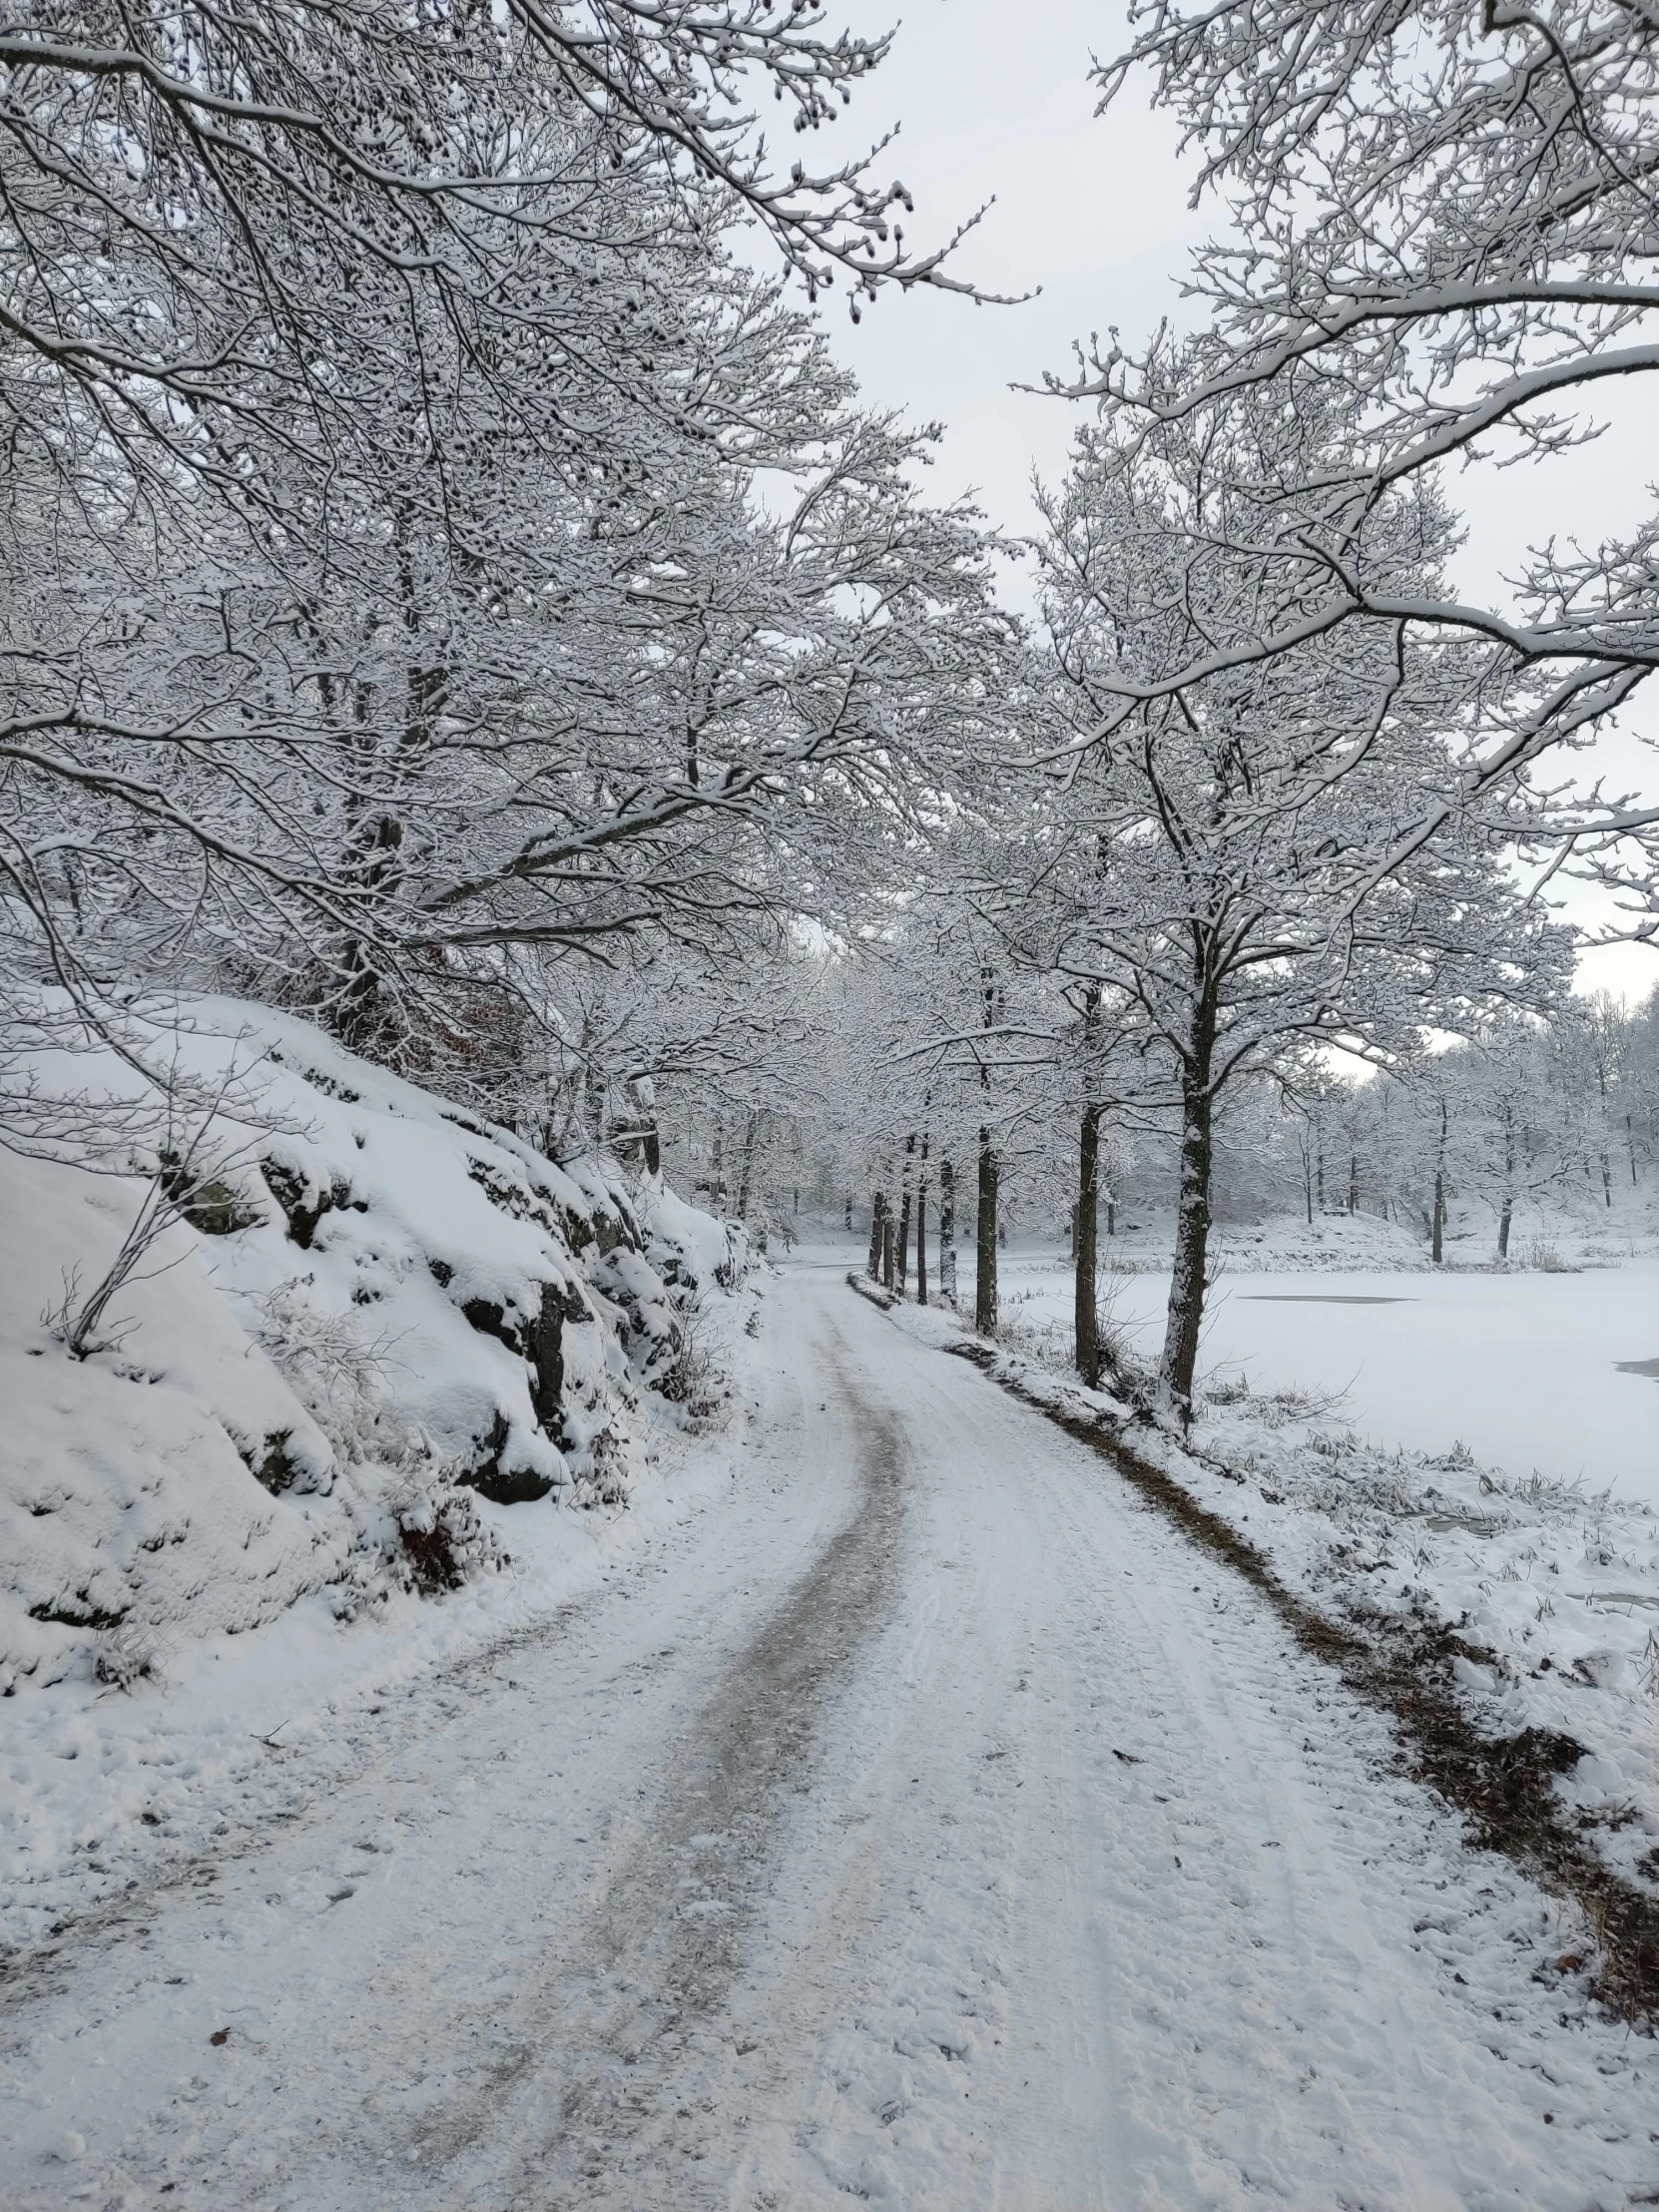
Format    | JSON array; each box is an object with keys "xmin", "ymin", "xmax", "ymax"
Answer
[{"xmin": 845, "ymin": 1274, "xmax": 1659, "ymax": 2024}]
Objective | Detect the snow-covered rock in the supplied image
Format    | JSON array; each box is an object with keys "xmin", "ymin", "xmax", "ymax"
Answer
[{"xmin": 0, "ymin": 995, "xmax": 731, "ymax": 1695}]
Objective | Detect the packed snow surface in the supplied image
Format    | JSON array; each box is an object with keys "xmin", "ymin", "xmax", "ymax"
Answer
[{"xmin": 4, "ymin": 1267, "xmax": 1658, "ymax": 2209}]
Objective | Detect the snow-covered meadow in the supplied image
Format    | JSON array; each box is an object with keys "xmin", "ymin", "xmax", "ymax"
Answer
[{"xmin": 996, "ymin": 1249, "xmax": 1659, "ymax": 1507}]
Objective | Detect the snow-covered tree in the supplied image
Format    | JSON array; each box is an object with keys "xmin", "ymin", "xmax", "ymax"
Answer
[
  {"xmin": 1048, "ymin": 0, "xmax": 1659, "ymax": 948},
  {"xmin": 1034, "ymin": 357, "xmax": 1572, "ymax": 1416}
]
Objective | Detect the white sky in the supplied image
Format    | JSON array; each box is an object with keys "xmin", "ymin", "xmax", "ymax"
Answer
[{"xmin": 805, "ymin": 0, "xmax": 1659, "ymax": 1003}]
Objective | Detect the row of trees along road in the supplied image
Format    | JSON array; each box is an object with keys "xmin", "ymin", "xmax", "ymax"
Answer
[
  {"xmin": 6, "ymin": 4, "xmax": 1659, "ymax": 1436},
  {"xmin": 804, "ymin": 0, "xmax": 1659, "ymax": 1427}
]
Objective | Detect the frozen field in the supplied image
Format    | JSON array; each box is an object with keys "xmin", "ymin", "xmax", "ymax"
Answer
[{"xmin": 1000, "ymin": 1254, "xmax": 1659, "ymax": 1505}]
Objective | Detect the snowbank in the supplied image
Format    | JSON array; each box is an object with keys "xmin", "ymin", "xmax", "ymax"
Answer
[
  {"xmin": 0, "ymin": 995, "xmax": 735, "ymax": 1701},
  {"xmin": 0, "ymin": 1147, "xmax": 353, "ymax": 1696}
]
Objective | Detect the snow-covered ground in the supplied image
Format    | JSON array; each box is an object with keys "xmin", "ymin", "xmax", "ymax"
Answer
[
  {"xmin": 5, "ymin": 1266, "xmax": 1659, "ymax": 2210},
  {"xmin": 0, "ymin": 994, "xmax": 759, "ymax": 1957},
  {"xmin": 1, "ymin": 993, "xmax": 746, "ymax": 1700},
  {"xmin": 994, "ymin": 1248, "xmax": 1659, "ymax": 1507}
]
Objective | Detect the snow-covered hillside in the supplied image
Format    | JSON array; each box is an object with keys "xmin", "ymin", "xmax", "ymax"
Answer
[{"xmin": 0, "ymin": 997, "xmax": 740, "ymax": 1703}]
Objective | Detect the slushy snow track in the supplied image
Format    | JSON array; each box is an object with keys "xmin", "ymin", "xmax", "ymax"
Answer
[{"xmin": 5, "ymin": 1271, "xmax": 1658, "ymax": 2209}]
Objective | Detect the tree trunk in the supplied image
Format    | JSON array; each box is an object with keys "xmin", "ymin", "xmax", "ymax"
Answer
[
  {"xmin": 1158, "ymin": 957, "xmax": 1221, "ymax": 1426},
  {"xmin": 737, "ymin": 1110, "xmax": 759, "ymax": 1219},
  {"xmin": 915, "ymin": 1137, "xmax": 929, "ymax": 1306},
  {"xmin": 1107, "ymin": 1197, "xmax": 1116, "ymax": 1238},
  {"xmin": 1431, "ymin": 1096, "xmax": 1447, "ymax": 1264},
  {"xmin": 974, "ymin": 1129, "xmax": 998, "ymax": 1335},
  {"xmin": 1498, "ymin": 1100, "xmax": 1515, "ymax": 1259},
  {"xmin": 1159, "ymin": 1065, "xmax": 1214, "ymax": 1425},
  {"xmin": 896, "ymin": 1133, "xmax": 914, "ymax": 1291},
  {"xmin": 939, "ymin": 1160, "xmax": 957, "ymax": 1303},
  {"xmin": 844, "ymin": 1190, "xmax": 853, "ymax": 1231},
  {"xmin": 1075, "ymin": 1101, "xmax": 1103, "ymax": 1387},
  {"xmin": 881, "ymin": 1214, "xmax": 895, "ymax": 1291},
  {"xmin": 1348, "ymin": 1153, "xmax": 1359, "ymax": 1215},
  {"xmin": 867, "ymin": 1191, "xmax": 885, "ymax": 1280}
]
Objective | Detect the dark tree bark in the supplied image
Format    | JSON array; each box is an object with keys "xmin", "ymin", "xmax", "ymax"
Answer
[
  {"xmin": 974, "ymin": 962, "xmax": 1000, "ymax": 1335},
  {"xmin": 1075, "ymin": 1101, "xmax": 1104, "ymax": 1387},
  {"xmin": 1158, "ymin": 978, "xmax": 1219, "ymax": 1426},
  {"xmin": 975, "ymin": 1128, "xmax": 998, "ymax": 1335},
  {"xmin": 867, "ymin": 1191, "xmax": 886, "ymax": 1280},
  {"xmin": 1432, "ymin": 1096, "xmax": 1448, "ymax": 1265},
  {"xmin": 896, "ymin": 1133, "xmax": 915, "ymax": 1291},
  {"xmin": 737, "ymin": 1110, "xmax": 759, "ymax": 1219},
  {"xmin": 881, "ymin": 1213, "xmax": 895, "ymax": 1291},
  {"xmin": 915, "ymin": 1135, "xmax": 929, "ymax": 1306},
  {"xmin": 938, "ymin": 1159, "xmax": 957, "ymax": 1303}
]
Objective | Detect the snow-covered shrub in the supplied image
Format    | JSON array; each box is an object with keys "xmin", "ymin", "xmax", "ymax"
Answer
[
  {"xmin": 654, "ymin": 1291, "xmax": 730, "ymax": 1427},
  {"xmin": 250, "ymin": 1280, "xmax": 428, "ymax": 1474},
  {"xmin": 385, "ymin": 1478, "xmax": 501, "ymax": 1599},
  {"xmin": 589, "ymin": 1244, "xmax": 684, "ymax": 1390},
  {"xmin": 93, "ymin": 1619, "xmax": 173, "ymax": 1693}
]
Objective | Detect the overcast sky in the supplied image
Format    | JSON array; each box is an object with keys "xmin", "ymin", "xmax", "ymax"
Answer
[{"xmin": 808, "ymin": 0, "xmax": 1659, "ymax": 1001}]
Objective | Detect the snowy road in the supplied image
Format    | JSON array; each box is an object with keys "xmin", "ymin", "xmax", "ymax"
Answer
[{"xmin": 5, "ymin": 1270, "xmax": 1659, "ymax": 2210}]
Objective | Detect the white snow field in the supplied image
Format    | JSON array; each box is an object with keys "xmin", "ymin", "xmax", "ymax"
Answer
[
  {"xmin": 5, "ymin": 1268, "xmax": 1658, "ymax": 2210},
  {"xmin": 996, "ymin": 1252, "xmax": 1659, "ymax": 1508}
]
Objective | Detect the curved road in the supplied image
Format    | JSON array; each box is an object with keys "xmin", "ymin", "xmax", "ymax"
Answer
[{"xmin": 4, "ymin": 1268, "xmax": 1657, "ymax": 2208}]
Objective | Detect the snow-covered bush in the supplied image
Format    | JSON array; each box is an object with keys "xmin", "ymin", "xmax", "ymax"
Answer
[{"xmin": 249, "ymin": 1280, "xmax": 428, "ymax": 1475}]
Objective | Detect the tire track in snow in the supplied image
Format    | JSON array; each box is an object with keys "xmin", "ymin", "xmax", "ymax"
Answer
[
  {"xmin": 716, "ymin": 1280, "xmax": 1659, "ymax": 2210},
  {"xmin": 418, "ymin": 1320, "xmax": 911, "ymax": 2206}
]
